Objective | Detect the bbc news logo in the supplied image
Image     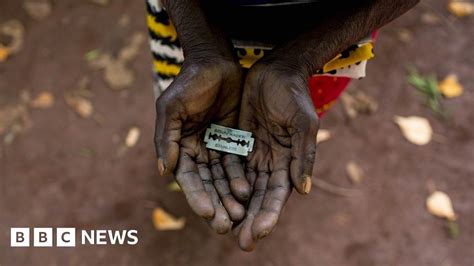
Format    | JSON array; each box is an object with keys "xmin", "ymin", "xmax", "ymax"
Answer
[{"xmin": 11, "ymin": 228, "xmax": 138, "ymax": 247}]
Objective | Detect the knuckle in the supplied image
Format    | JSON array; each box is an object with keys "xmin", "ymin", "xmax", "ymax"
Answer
[{"xmin": 305, "ymin": 150, "xmax": 316, "ymax": 163}]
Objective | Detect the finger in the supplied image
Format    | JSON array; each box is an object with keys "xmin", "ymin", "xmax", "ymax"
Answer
[
  {"xmin": 155, "ymin": 93, "xmax": 183, "ymax": 176},
  {"xmin": 209, "ymin": 155, "xmax": 246, "ymax": 222},
  {"xmin": 175, "ymin": 152, "xmax": 214, "ymax": 219},
  {"xmin": 223, "ymin": 155, "xmax": 251, "ymax": 202},
  {"xmin": 289, "ymin": 110, "xmax": 319, "ymax": 194},
  {"xmin": 252, "ymin": 169, "xmax": 291, "ymax": 240},
  {"xmin": 238, "ymin": 171, "xmax": 269, "ymax": 252},
  {"xmin": 198, "ymin": 163, "xmax": 232, "ymax": 234}
]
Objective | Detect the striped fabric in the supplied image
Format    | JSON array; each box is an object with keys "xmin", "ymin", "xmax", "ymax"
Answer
[{"xmin": 146, "ymin": 0, "xmax": 376, "ymax": 115}]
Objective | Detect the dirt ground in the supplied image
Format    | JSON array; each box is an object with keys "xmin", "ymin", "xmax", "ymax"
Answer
[{"xmin": 0, "ymin": 0, "xmax": 473, "ymax": 265}]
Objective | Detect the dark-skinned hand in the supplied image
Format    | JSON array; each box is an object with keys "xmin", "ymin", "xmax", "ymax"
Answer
[
  {"xmin": 234, "ymin": 62, "xmax": 319, "ymax": 251},
  {"xmin": 154, "ymin": 58, "xmax": 251, "ymax": 234}
]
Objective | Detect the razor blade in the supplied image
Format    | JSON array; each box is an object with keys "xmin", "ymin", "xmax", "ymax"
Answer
[{"xmin": 204, "ymin": 124, "xmax": 254, "ymax": 156}]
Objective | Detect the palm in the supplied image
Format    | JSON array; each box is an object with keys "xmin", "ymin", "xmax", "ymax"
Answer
[
  {"xmin": 155, "ymin": 60, "xmax": 250, "ymax": 233},
  {"xmin": 236, "ymin": 64, "xmax": 319, "ymax": 250}
]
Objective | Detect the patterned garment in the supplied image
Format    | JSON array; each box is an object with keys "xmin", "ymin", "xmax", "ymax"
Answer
[{"xmin": 146, "ymin": 0, "xmax": 376, "ymax": 116}]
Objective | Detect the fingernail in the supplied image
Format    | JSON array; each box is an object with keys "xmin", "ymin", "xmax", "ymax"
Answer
[
  {"xmin": 302, "ymin": 175, "xmax": 312, "ymax": 194},
  {"xmin": 157, "ymin": 158, "xmax": 165, "ymax": 175},
  {"xmin": 257, "ymin": 230, "xmax": 269, "ymax": 240}
]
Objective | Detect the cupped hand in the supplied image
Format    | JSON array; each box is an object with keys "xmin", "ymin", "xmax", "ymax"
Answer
[
  {"xmin": 235, "ymin": 63, "xmax": 319, "ymax": 250},
  {"xmin": 154, "ymin": 58, "xmax": 250, "ymax": 233}
]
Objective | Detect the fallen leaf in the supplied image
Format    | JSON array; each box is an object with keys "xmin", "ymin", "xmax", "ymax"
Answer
[
  {"xmin": 103, "ymin": 62, "xmax": 134, "ymax": 90},
  {"xmin": 0, "ymin": 20, "xmax": 25, "ymax": 55},
  {"xmin": 19, "ymin": 90, "xmax": 31, "ymax": 103},
  {"xmin": 125, "ymin": 127, "xmax": 140, "ymax": 147},
  {"xmin": 0, "ymin": 104, "xmax": 32, "ymax": 144},
  {"xmin": 118, "ymin": 32, "xmax": 145, "ymax": 62},
  {"xmin": 0, "ymin": 105, "xmax": 29, "ymax": 134},
  {"xmin": 30, "ymin": 91, "xmax": 54, "ymax": 109},
  {"xmin": 65, "ymin": 95, "xmax": 93, "ymax": 118},
  {"xmin": 23, "ymin": 0, "xmax": 52, "ymax": 20},
  {"xmin": 4, "ymin": 123, "xmax": 26, "ymax": 145},
  {"xmin": 346, "ymin": 161, "xmax": 364, "ymax": 184},
  {"xmin": 438, "ymin": 74, "xmax": 464, "ymax": 98},
  {"xmin": 89, "ymin": 53, "xmax": 134, "ymax": 90},
  {"xmin": 397, "ymin": 28, "xmax": 412, "ymax": 43},
  {"xmin": 341, "ymin": 91, "xmax": 378, "ymax": 119},
  {"xmin": 426, "ymin": 191, "xmax": 457, "ymax": 221},
  {"xmin": 152, "ymin": 207, "xmax": 186, "ymax": 231},
  {"xmin": 448, "ymin": 1, "xmax": 474, "ymax": 17},
  {"xmin": 394, "ymin": 116, "xmax": 432, "ymax": 145},
  {"xmin": 88, "ymin": 33, "xmax": 144, "ymax": 90},
  {"xmin": 0, "ymin": 46, "xmax": 9, "ymax": 62},
  {"xmin": 421, "ymin": 12, "xmax": 440, "ymax": 24},
  {"xmin": 316, "ymin": 129, "xmax": 331, "ymax": 144},
  {"xmin": 167, "ymin": 181, "xmax": 181, "ymax": 192}
]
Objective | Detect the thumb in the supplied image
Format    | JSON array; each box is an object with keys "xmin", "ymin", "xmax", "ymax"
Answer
[
  {"xmin": 154, "ymin": 95, "xmax": 183, "ymax": 176},
  {"xmin": 289, "ymin": 109, "xmax": 319, "ymax": 194}
]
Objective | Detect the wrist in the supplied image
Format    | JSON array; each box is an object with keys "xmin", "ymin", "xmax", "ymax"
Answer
[
  {"xmin": 183, "ymin": 41, "xmax": 236, "ymax": 62},
  {"xmin": 252, "ymin": 59, "xmax": 308, "ymax": 88},
  {"xmin": 247, "ymin": 61, "xmax": 309, "ymax": 96},
  {"xmin": 257, "ymin": 48, "xmax": 317, "ymax": 80}
]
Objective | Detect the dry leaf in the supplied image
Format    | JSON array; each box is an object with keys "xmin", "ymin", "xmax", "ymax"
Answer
[
  {"xmin": 397, "ymin": 28, "xmax": 412, "ymax": 43},
  {"xmin": 0, "ymin": 104, "xmax": 32, "ymax": 145},
  {"xmin": 341, "ymin": 91, "xmax": 378, "ymax": 119},
  {"xmin": 0, "ymin": 20, "xmax": 25, "ymax": 55},
  {"xmin": 0, "ymin": 46, "xmax": 9, "ymax": 62},
  {"xmin": 88, "ymin": 33, "xmax": 143, "ymax": 90},
  {"xmin": 65, "ymin": 95, "xmax": 93, "ymax": 118},
  {"xmin": 448, "ymin": 1, "xmax": 474, "ymax": 17},
  {"xmin": 0, "ymin": 105, "xmax": 30, "ymax": 134},
  {"xmin": 125, "ymin": 127, "xmax": 140, "ymax": 147},
  {"xmin": 316, "ymin": 129, "xmax": 331, "ymax": 144},
  {"xmin": 346, "ymin": 161, "xmax": 364, "ymax": 184},
  {"xmin": 103, "ymin": 62, "xmax": 134, "ymax": 90},
  {"xmin": 152, "ymin": 207, "xmax": 186, "ymax": 231},
  {"xmin": 23, "ymin": 0, "xmax": 52, "ymax": 20},
  {"xmin": 89, "ymin": 53, "xmax": 134, "ymax": 90},
  {"xmin": 30, "ymin": 91, "xmax": 54, "ymax": 109},
  {"xmin": 118, "ymin": 32, "xmax": 145, "ymax": 62},
  {"xmin": 167, "ymin": 181, "xmax": 181, "ymax": 192},
  {"xmin": 19, "ymin": 90, "xmax": 31, "ymax": 103},
  {"xmin": 394, "ymin": 116, "xmax": 432, "ymax": 145},
  {"xmin": 438, "ymin": 74, "xmax": 464, "ymax": 98},
  {"xmin": 421, "ymin": 12, "xmax": 440, "ymax": 24},
  {"xmin": 426, "ymin": 191, "xmax": 457, "ymax": 221}
]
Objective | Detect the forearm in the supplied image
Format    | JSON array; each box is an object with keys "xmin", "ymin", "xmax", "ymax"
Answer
[
  {"xmin": 261, "ymin": 0, "xmax": 419, "ymax": 77},
  {"xmin": 162, "ymin": 0, "xmax": 235, "ymax": 61}
]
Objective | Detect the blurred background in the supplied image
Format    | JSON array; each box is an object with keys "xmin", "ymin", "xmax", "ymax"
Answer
[{"xmin": 0, "ymin": 0, "xmax": 473, "ymax": 265}]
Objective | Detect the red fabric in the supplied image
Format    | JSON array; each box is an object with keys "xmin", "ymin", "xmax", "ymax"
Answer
[
  {"xmin": 309, "ymin": 30, "xmax": 378, "ymax": 116},
  {"xmin": 309, "ymin": 76, "xmax": 351, "ymax": 116}
]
